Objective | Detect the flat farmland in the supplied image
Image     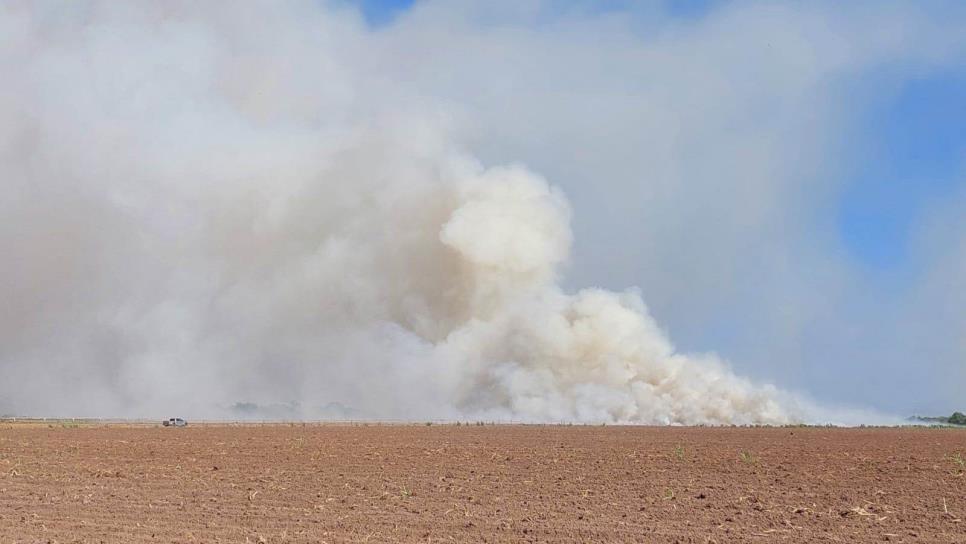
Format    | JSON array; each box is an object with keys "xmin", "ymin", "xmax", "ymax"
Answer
[{"xmin": 0, "ymin": 424, "xmax": 963, "ymax": 543}]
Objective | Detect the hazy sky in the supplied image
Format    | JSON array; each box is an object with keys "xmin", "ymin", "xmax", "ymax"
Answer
[
  {"xmin": 2, "ymin": 0, "xmax": 963, "ymax": 419},
  {"xmin": 352, "ymin": 0, "xmax": 966, "ymax": 415}
]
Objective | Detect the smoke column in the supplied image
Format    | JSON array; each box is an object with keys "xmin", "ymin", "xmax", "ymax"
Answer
[{"xmin": 0, "ymin": 2, "xmax": 798, "ymax": 424}]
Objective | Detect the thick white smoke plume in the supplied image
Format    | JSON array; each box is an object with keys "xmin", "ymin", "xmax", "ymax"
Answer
[{"xmin": 0, "ymin": 2, "xmax": 798, "ymax": 424}]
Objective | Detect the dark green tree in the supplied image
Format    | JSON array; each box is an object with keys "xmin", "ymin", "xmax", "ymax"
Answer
[{"xmin": 949, "ymin": 412, "xmax": 966, "ymax": 425}]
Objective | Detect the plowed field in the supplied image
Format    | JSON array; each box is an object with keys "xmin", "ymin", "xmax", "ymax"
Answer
[{"xmin": 1, "ymin": 424, "xmax": 964, "ymax": 543}]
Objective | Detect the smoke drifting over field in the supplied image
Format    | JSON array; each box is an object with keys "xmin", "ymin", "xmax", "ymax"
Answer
[{"xmin": 0, "ymin": 2, "xmax": 800, "ymax": 424}]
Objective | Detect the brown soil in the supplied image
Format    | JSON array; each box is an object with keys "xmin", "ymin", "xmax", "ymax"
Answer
[{"xmin": 0, "ymin": 424, "xmax": 964, "ymax": 543}]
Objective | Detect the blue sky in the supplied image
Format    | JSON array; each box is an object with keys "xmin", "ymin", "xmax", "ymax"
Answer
[
  {"xmin": 357, "ymin": 0, "xmax": 414, "ymax": 26},
  {"xmin": 840, "ymin": 72, "xmax": 966, "ymax": 272},
  {"xmin": 357, "ymin": 0, "xmax": 728, "ymax": 24}
]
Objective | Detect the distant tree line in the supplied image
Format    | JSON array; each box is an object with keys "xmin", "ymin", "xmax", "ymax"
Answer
[{"xmin": 909, "ymin": 411, "xmax": 966, "ymax": 426}]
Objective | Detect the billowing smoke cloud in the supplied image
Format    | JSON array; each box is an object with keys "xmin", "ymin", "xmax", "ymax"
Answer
[{"xmin": 0, "ymin": 1, "xmax": 799, "ymax": 424}]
